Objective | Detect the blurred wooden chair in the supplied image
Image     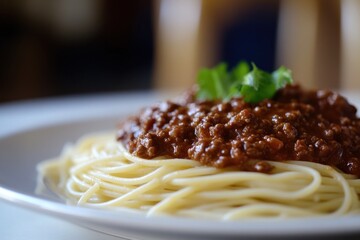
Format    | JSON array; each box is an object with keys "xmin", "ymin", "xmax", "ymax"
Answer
[
  {"xmin": 341, "ymin": 0, "xmax": 360, "ymax": 89},
  {"xmin": 154, "ymin": 0, "xmax": 359, "ymax": 91},
  {"xmin": 153, "ymin": 0, "xmax": 254, "ymax": 91}
]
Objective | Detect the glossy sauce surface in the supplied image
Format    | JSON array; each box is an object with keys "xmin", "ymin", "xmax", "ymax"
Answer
[{"xmin": 117, "ymin": 85, "xmax": 360, "ymax": 176}]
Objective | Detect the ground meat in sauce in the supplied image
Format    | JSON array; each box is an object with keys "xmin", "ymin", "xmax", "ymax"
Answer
[{"xmin": 117, "ymin": 85, "xmax": 360, "ymax": 177}]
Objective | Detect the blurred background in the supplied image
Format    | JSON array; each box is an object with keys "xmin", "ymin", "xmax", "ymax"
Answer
[{"xmin": 0, "ymin": 0, "xmax": 359, "ymax": 103}]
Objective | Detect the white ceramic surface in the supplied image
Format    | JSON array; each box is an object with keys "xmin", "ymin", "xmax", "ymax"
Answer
[{"xmin": 1, "ymin": 92, "xmax": 360, "ymax": 240}]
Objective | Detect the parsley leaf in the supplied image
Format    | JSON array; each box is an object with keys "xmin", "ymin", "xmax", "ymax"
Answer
[
  {"xmin": 240, "ymin": 63, "xmax": 276, "ymax": 103},
  {"xmin": 196, "ymin": 61, "xmax": 293, "ymax": 103},
  {"xmin": 228, "ymin": 61, "xmax": 250, "ymax": 99},
  {"xmin": 196, "ymin": 63, "xmax": 230, "ymax": 100},
  {"xmin": 272, "ymin": 66, "xmax": 293, "ymax": 89}
]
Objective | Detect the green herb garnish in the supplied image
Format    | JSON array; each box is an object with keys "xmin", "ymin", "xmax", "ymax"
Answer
[{"xmin": 196, "ymin": 61, "xmax": 293, "ymax": 103}]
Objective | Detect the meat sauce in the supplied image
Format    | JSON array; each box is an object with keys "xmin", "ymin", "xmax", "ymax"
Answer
[{"xmin": 117, "ymin": 85, "xmax": 360, "ymax": 176}]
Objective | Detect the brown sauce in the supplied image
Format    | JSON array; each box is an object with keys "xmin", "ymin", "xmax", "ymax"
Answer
[{"xmin": 117, "ymin": 85, "xmax": 360, "ymax": 176}]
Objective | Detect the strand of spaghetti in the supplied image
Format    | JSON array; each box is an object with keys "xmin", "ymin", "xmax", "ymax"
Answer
[
  {"xmin": 178, "ymin": 198, "xmax": 263, "ymax": 211},
  {"xmin": 91, "ymin": 180, "xmax": 172, "ymax": 202},
  {"xmin": 81, "ymin": 173, "xmax": 134, "ymax": 193},
  {"xmin": 66, "ymin": 179, "xmax": 87, "ymax": 197},
  {"xmin": 86, "ymin": 166, "xmax": 173, "ymax": 185},
  {"xmin": 350, "ymin": 187, "xmax": 360, "ymax": 211},
  {"xmin": 309, "ymin": 193, "xmax": 344, "ymax": 202},
  {"xmin": 162, "ymin": 167, "xmax": 220, "ymax": 183},
  {"xmin": 170, "ymin": 171, "xmax": 310, "ymax": 187},
  {"xmin": 86, "ymin": 178, "xmax": 160, "ymax": 207},
  {"xmin": 223, "ymin": 204, "xmax": 318, "ymax": 219},
  {"xmin": 309, "ymin": 198, "xmax": 343, "ymax": 212},
  {"xmin": 317, "ymin": 185, "xmax": 348, "ymax": 193},
  {"xmin": 70, "ymin": 155, "xmax": 124, "ymax": 175},
  {"xmin": 70, "ymin": 172, "xmax": 95, "ymax": 190},
  {"xmin": 328, "ymin": 169, "xmax": 353, "ymax": 215},
  {"xmin": 67, "ymin": 178, "xmax": 111, "ymax": 204},
  {"xmin": 95, "ymin": 162, "xmax": 141, "ymax": 173},
  {"xmin": 78, "ymin": 183, "xmax": 100, "ymax": 204},
  {"xmin": 286, "ymin": 161, "xmax": 335, "ymax": 175},
  {"xmin": 348, "ymin": 179, "xmax": 360, "ymax": 187},
  {"xmin": 71, "ymin": 163, "xmax": 155, "ymax": 187},
  {"xmin": 99, "ymin": 189, "xmax": 168, "ymax": 203},
  {"xmin": 148, "ymin": 187, "xmax": 196, "ymax": 216},
  {"xmin": 69, "ymin": 173, "xmax": 93, "ymax": 191}
]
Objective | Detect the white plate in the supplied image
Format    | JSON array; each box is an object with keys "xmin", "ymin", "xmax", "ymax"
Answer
[{"xmin": 1, "ymin": 92, "xmax": 360, "ymax": 240}]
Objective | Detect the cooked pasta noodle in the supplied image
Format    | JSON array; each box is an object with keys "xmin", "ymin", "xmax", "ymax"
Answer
[{"xmin": 38, "ymin": 133, "xmax": 360, "ymax": 220}]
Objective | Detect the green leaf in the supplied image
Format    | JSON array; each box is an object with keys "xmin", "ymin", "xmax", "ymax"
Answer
[
  {"xmin": 240, "ymin": 63, "xmax": 276, "ymax": 103},
  {"xmin": 196, "ymin": 63, "xmax": 229, "ymax": 100},
  {"xmin": 196, "ymin": 61, "xmax": 293, "ymax": 103},
  {"xmin": 197, "ymin": 69, "xmax": 215, "ymax": 100},
  {"xmin": 231, "ymin": 61, "xmax": 250, "ymax": 82},
  {"xmin": 272, "ymin": 66, "xmax": 293, "ymax": 90},
  {"xmin": 228, "ymin": 61, "xmax": 250, "ymax": 99}
]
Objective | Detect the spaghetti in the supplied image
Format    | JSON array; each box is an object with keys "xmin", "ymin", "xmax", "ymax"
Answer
[{"xmin": 38, "ymin": 132, "xmax": 360, "ymax": 220}]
